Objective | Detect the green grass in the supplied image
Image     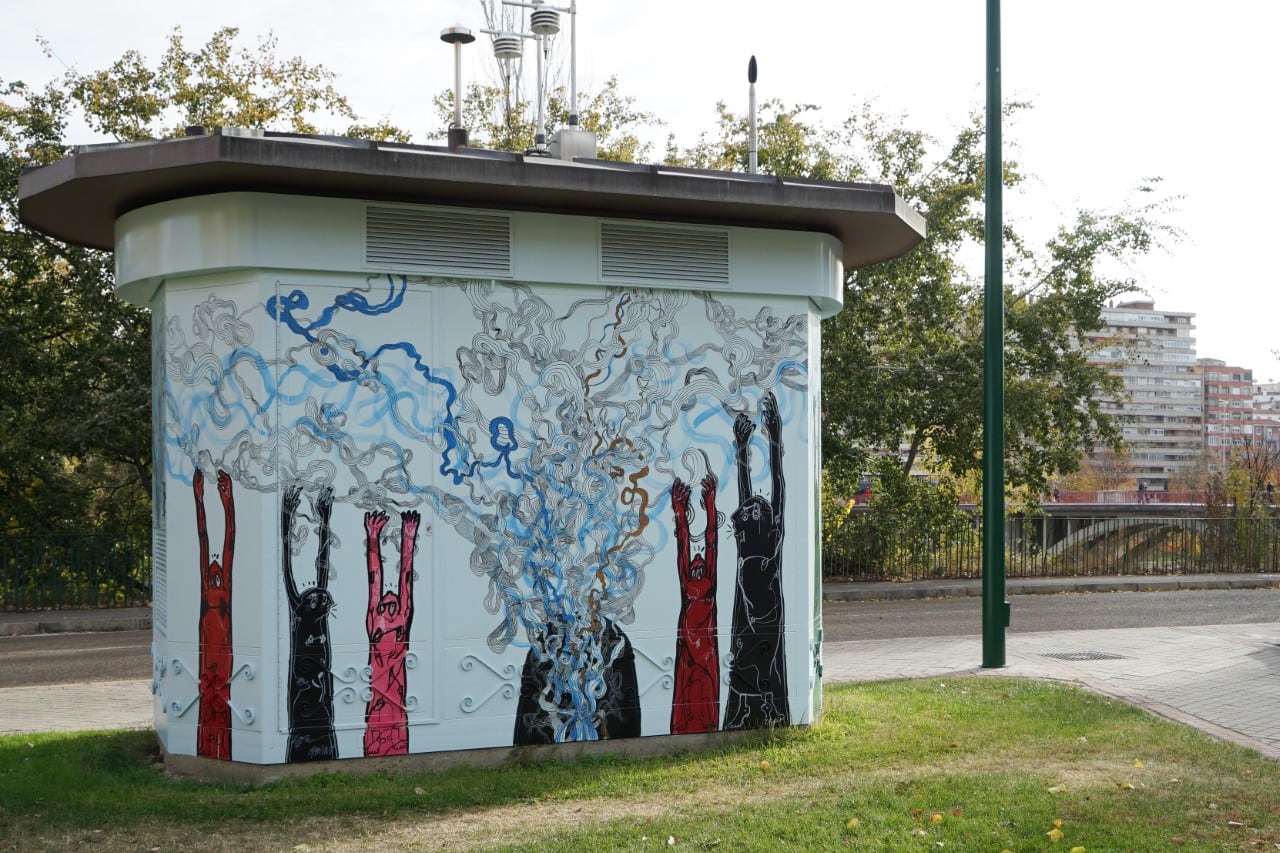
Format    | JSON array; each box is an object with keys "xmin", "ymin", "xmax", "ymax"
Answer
[{"xmin": 2, "ymin": 678, "xmax": 1278, "ymax": 850}]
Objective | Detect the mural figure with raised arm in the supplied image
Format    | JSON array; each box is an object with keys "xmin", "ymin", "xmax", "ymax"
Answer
[
  {"xmin": 723, "ymin": 392, "xmax": 790, "ymax": 730},
  {"xmin": 282, "ymin": 484, "xmax": 339, "ymax": 762},
  {"xmin": 363, "ymin": 510, "xmax": 420, "ymax": 757},
  {"xmin": 195, "ymin": 468, "xmax": 235, "ymax": 760},
  {"xmin": 670, "ymin": 473, "xmax": 720, "ymax": 734}
]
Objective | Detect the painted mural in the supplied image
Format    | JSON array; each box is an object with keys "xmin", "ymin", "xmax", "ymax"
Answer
[
  {"xmin": 194, "ymin": 468, "xmax": 234, "ymax": 759},
  {"xmin": 159, "ymin": 275, "xmax": 810, "ymax": 761},
  {"xmin": 363, "ymin": 509, "xmax": 419, "ymax": 756},
  {"xmin": 670, "ymin": 473, "xmax": 720, "ymax": 734},
  {"xmin": 281, "ymin": 485, "xmax": 340, "ymax": 761},
  {"xmin": 724, "ymin": 392, "xmax": 790, "ymax": 729}
]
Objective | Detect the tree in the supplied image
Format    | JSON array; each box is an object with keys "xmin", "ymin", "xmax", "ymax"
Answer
[
  {"xmin": 1060, "ymin": 447, "xmax": 1134, "ymax": 491},
  {"xmin": 1228, "ymin": 439, "xmax": 1280, "ymax": 514},
  {"xmin": 434, "ymin": 76, "xmax": 660, "ymax": 162},
  {"xmin": 665, "ymin": 100, "xmax": 837, "ymax": 179},
  {"xmin": 0, "ymin": 28, "xmax": 407, "ymax": 536},
  {"xmin": 671, "ymin": 101, "xmax": 1176, "ymax": 501}
]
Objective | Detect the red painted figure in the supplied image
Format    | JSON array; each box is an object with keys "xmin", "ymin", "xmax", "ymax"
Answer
[
  {"xmin": 670, "ymin": 474, "xmax": 720, "ymax": 734},
  {"xmin": 363, "ymin": 510, "xmax": 420, "ymax": 756},
  {"xmin": 194, "ymin": 468, "xmax": 235, "ymax": 760}
]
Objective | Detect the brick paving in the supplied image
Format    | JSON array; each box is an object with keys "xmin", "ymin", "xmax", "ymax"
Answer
[{"xmin": 823, "ymin": 622, "xmax": 1280, "ymax": 759}]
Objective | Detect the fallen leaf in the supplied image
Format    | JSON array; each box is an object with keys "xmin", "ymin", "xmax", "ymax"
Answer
[
  {"xmin": 1047, "ymin": 827, "xmax": 1065, "ymax": 843},
  {"xmin": 846, "ymin": 818, "xmax": 860, "ymax": 829}
]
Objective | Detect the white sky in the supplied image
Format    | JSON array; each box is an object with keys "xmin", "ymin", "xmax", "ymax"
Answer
[{"xmin": 6, "ymin": 1, "xmax": 1278, "ymax": 382}]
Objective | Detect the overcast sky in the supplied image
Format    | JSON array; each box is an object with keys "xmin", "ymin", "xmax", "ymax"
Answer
[{"xmin": 7, "ymin": 1, "xmax": 1277, "ymax": 382}]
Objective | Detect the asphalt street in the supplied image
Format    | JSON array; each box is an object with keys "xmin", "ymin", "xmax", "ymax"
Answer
[
  {"xmin": 823, "ymin": 587, "xmax": 1280, "ymax": 641},
  {"xmin": 5, "ymin": 588, "xmax": 1280, "ymax": 688},
  {"xmin": 0, "ymin": 630, "xmax": 152, "ymax": 689}
]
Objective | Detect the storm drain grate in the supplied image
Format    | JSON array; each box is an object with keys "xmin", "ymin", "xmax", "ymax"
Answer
[{"xmin": 1041, "ymin": 651, "xmax": 1128, "ymax": 662}]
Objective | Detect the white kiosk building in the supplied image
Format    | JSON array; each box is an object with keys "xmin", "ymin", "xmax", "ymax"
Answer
[{"xmin": 20, "ymin": 128, "xmax": 924, "ymax": 779}]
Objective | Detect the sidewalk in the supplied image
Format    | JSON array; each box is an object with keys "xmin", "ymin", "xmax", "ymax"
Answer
[
  {"xmin": 823, "ymin": 571, "xmax": 1280, "ymax": 602},
  {"xmin": 4, "ymin": 579, "xmax": 1280, "ymax": 760}
]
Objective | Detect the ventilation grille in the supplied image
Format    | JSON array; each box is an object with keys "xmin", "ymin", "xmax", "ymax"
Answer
[
  {"xmin": 152, "ymin": 526, "xmax": 167, "ymax": 634},
  {"xmin": 600, "ymin": 223, "xmax": 730, "ymax": 286},
  {"xmin": 366, "ymin": 206, "xmax": 511, "ymax": 275}
]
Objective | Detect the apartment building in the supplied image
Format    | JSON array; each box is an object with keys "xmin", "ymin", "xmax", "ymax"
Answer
[
  {"xmin": 1199, "ymin": 359, "xmax": 1255, "ymax": 471},
  {"xmin": 1254, "ymin": 381, "xmax": 1280, "ymax": 451},
  {"xmin": 1084, "ymin": 299, "xmax": 1202, "ymax": 489}
]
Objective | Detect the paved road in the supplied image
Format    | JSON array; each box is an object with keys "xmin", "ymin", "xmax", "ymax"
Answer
[
  {"xmin": 5, "ymin": 588, "xmax": 1280, "ymax": 688},
  {"xmin": 3, "ymin": 589, "xmax": 1280, "ymax": 760},
  {"xmin": 823, "ymin": 587, "xmax": 1280, "ymax": 641},
  {"xmin": 0, "ymin": 630, "xmax": 152, "ymax": 689}
]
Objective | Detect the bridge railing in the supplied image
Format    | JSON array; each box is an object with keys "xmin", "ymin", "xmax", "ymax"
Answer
[
  {"xmin": 824, "ymin": 514, "xmax": 1280, "ymax": 581},
  {"xmin": 1051, "ymin": 490, "xmax": 1207, "ymax": 505}
]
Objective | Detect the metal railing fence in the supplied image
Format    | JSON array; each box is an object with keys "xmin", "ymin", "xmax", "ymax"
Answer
[
  {"xmin": 0, "ymin": 534, "xmax": 151, "ymax": 612},
  {"xmin": 824, "ymin": 514, "xmax": 1280, "ymax": 581},
  {"xmin": 4, "ymin": 515, "xmax": 1279, "ymax": 609}
]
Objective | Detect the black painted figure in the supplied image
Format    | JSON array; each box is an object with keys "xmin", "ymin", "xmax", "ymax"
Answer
[
  {"xmin": 282, "ymin": 484, "xmax": 339, "ymax": 762},
  {"xmin": 723, "ymin": 391, "xmax": 790, "ymax": 729},
  {"xmin": 513, "ymin": 619, "xmax": 641, "ymax": 744}
]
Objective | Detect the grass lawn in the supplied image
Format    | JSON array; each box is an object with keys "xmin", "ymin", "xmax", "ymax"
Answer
[{"xmin": 1, "ymin": 678, "xmax": 1278, "ymax": 851}]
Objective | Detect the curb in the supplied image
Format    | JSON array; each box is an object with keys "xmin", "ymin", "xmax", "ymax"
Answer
[{"xmin": 0, "ymin": 610, "xmax": 152, "ymax": 638}]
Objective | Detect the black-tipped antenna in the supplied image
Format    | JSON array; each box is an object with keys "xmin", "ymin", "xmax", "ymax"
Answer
[{"xmin": 748, "ymin": 55, "xmax": 758, "ymax": 174}]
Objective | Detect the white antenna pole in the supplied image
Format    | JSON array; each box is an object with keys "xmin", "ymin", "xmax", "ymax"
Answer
[
  {"xmin": 500, "ymin": 0, "xmax": 563, "ymax": 151},
  {"xmin": 748, "ymin": 55, "xmax": 758, "ymax": 174},
  {"xmin": 535, "ymin": 31, "xmax": 547, "ymax": 146},
  {"xmin": 569, "ymin": 1, "xmax": 578, "ymax": 125}
]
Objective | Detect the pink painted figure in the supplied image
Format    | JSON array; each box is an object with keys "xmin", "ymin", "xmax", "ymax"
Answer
[
  {"xmin": 194, "ymin": 468, "xmax": 235, "ymax": 761},
  {"xmin": 670, "ymin": 474, "xmax": 720, "ymax": 734},
  {"xmin": 363, "ymin": 510, "xmax": 420, "ymax": 756}
]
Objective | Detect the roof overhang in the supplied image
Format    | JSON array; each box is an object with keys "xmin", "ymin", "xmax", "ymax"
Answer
[{"xmin": 18, "ymin": 128, "xmax": 926, "ymax": 270}]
